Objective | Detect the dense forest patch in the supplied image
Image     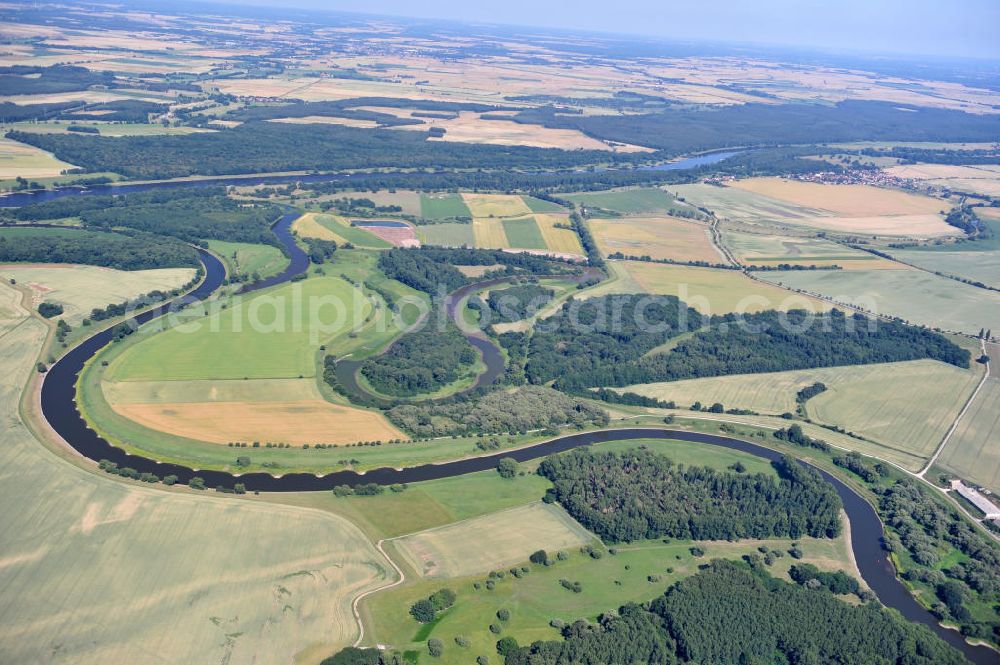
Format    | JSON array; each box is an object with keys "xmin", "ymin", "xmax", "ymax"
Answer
[
  {"xmin": 0, "ymin": 226, "xmax": 199, "ymax": 270},
  {"xmin": 539, "ymin": 448, "xmax": 842, "ymax": 542},
  {"xmin": 385, "ymin": 385, "xmax": 608, "ymax": 437},
  {"xmin": 6, "ymin": 186, "xmax": 281, "ymax": 247},
  {"xmin": 524, "ymin": 299, "xmax": 970, "ymax": 390},
  {"xmin": 880, "ymin": 478, "xmax": 1000, "ymax": 645},
  {"xmin": 376, "ymin": 247, "xmax": 579, "ymax": 295},
  {"xmin": 485, "ymin": 283, "xmax": 555, "ymax": 322},
  {"xmin": 7, "ymin": 121, "xmax": 644, "ymax": 180},
  {"xmin": 514, "ymin": 100, "xmax": 1000, "ymax": 154},
  {"xmin": 360, "ymin": 319, "xmax": 479, "ymax": 397},
  {"xmin": 503, "ymin": 560, "xmax": 967, "ymax": 665},
  {"xmin": 0, "ymin": 64, "xmax": 114, "ymax": 95},
  {"xmin": 524, "ymin": 294, "xmax": 702, "ymax": 386}
]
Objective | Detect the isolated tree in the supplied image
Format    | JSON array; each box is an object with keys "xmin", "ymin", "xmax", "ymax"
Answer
[
  {"xmin": 429, "ymin": 588, "xmax": 456, "ymax": 611},
  {"xmin": 496, "ymin": 457, "xmax": 518, "ymax": 479},
  {"xmin": 409, "ymin": 599, "xmax": 436, "ymax": 623},
  {"xmin": 427, "ymin": 638, "xmax": 443, "ymax": 658},
  {"xmin": 529, "ymin": 549, "xmax": 549, "ymax": 565}
]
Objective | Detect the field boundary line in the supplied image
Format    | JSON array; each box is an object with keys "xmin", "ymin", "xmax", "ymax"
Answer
[
  {"xmin": 918, "ymin": 338, "xmax": 990, "ymax": 477},
  {"xmin": 351, "ymin": 538, "xmax": 406, "ymax": 648}
]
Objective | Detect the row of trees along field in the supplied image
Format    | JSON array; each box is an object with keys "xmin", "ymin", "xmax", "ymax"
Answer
[
  {"xmin": 522, "ymin": 299, "xmax": 970, "ymax": 389},
  {"xmin": 539, "ymin": 448, "xmax": 842, "ymax": 542}
]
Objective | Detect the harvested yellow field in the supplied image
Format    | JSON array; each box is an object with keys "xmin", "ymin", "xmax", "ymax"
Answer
[
  {"xmin": 0, "ymin": 136, "xmax": 76, "ymax": 178},
  {"xmin": 535, "ymin": 214, "xmax": 584, "ymax": 254},
  {"xmin": 462, "ymin": 193, "xmax": 531, "ymax": 218},
  {"xmin": 472, "ymin": 217, "xmax": 510, "ymax": 249},
  {"xmin": 392, "ymin": 502, "xmax": 594, "ymax": 579},
  {"xmin": 799, "ymin": 213, "xmax": 953, "ymax": 236},
  {"xmin": 269, "ymin": 116, "xmax": 379, "ymax": 128},
  {"xmin": 613, "ymin": 261, "xmax": 831, "ymax": 314},
  {"xmin": 590, "ymin": 216, "xmax": 723, "ymax": 262},
  {"xmin": 403, "ymin": 110, "xmax": 651, "ymax": 151},
  {"xmin": 729, "ymin": 178, "xmax": 946, "ymax": 216},
  {"xmin": 0, "ymin": 281, "xmax": 391, "ymax": 664},
  {"xmin": 722, "ymin": 230, "xmax": 902, "ymax": 270},
  {"xmin": 293, "ymin": 211, "xmax": 343, "ymax": 242},
  {"xmin": 111, "ymin": 399, "xmax": 406, "ymax": 445},
  {"xmin": 886, "ymin": 164, "xmax": 1000, "ymax": 197}
]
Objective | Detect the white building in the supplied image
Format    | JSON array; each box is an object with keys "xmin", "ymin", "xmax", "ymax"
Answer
[{"xmin": 951, "ymin": 480, "xmax": 1000, "ymax": 519}]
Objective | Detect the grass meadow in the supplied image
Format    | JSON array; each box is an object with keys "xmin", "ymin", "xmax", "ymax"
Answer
[
  {"xmin": 417, "ymin": 222, "xmax": 474, "ymax": 247},
  {"xmin": 368, "ymin": 535, "xmax": 854, "ymax": 663},
  {"xmin": 421, "ymin": 193, "xmax": 472, "ymax": 219},
  {"xmin": 106, "ymin": 275, "xmax": 369, "ymax": 381},
  {"xmin": 206, "ymin": 239, "xmax": 288, "ymax": 281},
  {"xmin": 393, "ymin": 503, "xmax": 595, "ymax": 579},
  {"xmin": 564, "ymin": 187, "xmax": 680, "ymax": 214}
]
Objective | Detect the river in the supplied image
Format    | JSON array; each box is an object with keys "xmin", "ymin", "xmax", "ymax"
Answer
[{"xmin": 10, "ymin": 167, "xmax": 995, "ymax": 664}]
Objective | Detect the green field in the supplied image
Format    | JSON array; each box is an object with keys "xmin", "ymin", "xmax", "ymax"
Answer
[
  {"xmin": 421, "ymin": 193, "xmax": 472, "ymax": 219},
  {"xmin": 500, "ymin": 217, "xmax": 547, "ymax": 250},
  {"xmin": 888, "ymin": 247, "xmax": 1000, "ymax": 288},
  {"xmin": 722, "ymin": 229, "xmax": 888, "ymax": 268},
  {"xmin": 417, "ymin": 222, "xmax": 475, "ymax": 247},
  {"xmin": 522, "ymin": 196, "xmax": 566, "ymax": 213},
  {"xmin": 564, "ymin": 187, "xmax": 680, "ymax": 214},
  {"xmin": 620, "ymin": 360, "xmax": 980, "ymax": 468},
  {"xmin": 206, "ymin": 239, "xmax": 288, "ymax": 281},
  {"xmin": 671, "ymin": 182, "xmax": 824, "ymax": 223},
  {"xmin": 394, "ymin": 502, "xmax": 595, "ymax": 579},
  {"xmin": 938, "ymin": 377, "xmax": 1000, "ymax": 493},
  {"xmin": 0, "ymin": 281, "xmax": 390, "ymax": 665},
  {"xmin": 107, "ymin": 275, "xmax": 369, "ymax": 381},
  {"xmin": 367, "ymin": 531, "xmax": 854, "ymax": 662},
  {"xmin": 314, "ymin": 214, "xmax": 394, "ymax": 249},
  {"xmin": 756, "ymin": 268, "xmax": 1000, "ymax": 335}
]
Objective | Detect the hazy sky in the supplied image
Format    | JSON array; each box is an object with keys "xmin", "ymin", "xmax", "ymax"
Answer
[{"xmin": 218, "ymin": 0, "xmax": 1000, "ymax": 60}]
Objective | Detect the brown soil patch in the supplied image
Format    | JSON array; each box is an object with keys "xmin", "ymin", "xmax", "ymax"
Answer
[{"xmin": 112, "ymin": 400, "xmax": 406, "ymax": 445}]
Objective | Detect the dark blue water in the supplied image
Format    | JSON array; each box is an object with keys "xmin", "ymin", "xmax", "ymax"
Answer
[{"xmin": 350, "ymin": 220, "xmax": 411, "ymax": 228}]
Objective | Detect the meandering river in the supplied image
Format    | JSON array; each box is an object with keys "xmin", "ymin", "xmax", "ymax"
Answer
[{"xmin": 5, "ymin": 169, "xmax": 995, "ymax": 663}]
